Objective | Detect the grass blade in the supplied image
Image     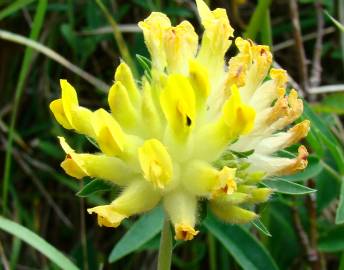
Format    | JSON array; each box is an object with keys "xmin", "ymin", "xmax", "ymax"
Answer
[
  {"xmin": 0, "ymin": 216, "xmax": 79, "ymax": 270},
  {"xmin": 95, "ymin": 0, "xmax": 138, "ymax": 77},
  {"xmin": 2, "ymin": 0, "xmax": 47, "ymax": 213},
  {"xmin": 0, "ymin": 29, "xmax": 109, "ymax": 92},
  {"xmin": 0, "ymin": 0, "xmax": 36, "ymax": 21}
]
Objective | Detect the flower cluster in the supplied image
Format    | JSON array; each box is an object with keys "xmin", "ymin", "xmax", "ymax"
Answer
[{"xmin": 50, "ymin": 0, "xmax": 309, "ymax": 240}]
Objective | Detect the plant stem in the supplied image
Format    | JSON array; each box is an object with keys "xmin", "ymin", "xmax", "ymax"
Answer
[
  {"xmin": 207, "ymin": 233, "xmax": 217, "ymax": 270},
  {"xmin": 157, "ymin": 217, "xmax": 172, "ymax": 270}
]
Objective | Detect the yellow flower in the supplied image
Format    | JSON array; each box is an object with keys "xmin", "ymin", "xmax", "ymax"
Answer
[{"xmin": 50, "ymin": 0, "xmax": 309, "ymax": 241}]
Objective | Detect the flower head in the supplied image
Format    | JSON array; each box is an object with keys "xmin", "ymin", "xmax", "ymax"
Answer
[{"xmin": 50, "ymin": 0, "xmax": 309, "ymax": 241}]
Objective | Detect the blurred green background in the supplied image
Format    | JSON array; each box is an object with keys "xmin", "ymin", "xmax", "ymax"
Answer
[{"xmin": 0, "ymin": 0, "xmax": 344, "ymax": 269}]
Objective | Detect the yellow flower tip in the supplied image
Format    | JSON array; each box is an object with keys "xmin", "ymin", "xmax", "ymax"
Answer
[
  {"xmin": 58, "ymin": 137, "xmax": 87, "ymax": 179},
  {"xmin": 87, "ymin": 205, "xmax": 127, "ymax": 228},
  {"xmin": 138, "ymin": 139, "xmax": 173, "ymax": 189},
  {"xmin": 265, "ymin": 96, "xmax": 289, "ymax": 125},
  {"xmin": 270, "ymin": 68, "xmax": 288, "ymax": 89},
  {"xmin": 277, "ymin": 145, "xmax": 309, "ymax": 176},
  {"xmin": 174, "ymin": 224, "xmax": 199, "ymax": 241},
  {"xmin": 249, "ymin": 188, "xmax": 273, "ymax": 203},
  {"xmin": 196, "ymin": 0, "xmax": 233, "ymax": 37},
  {"xmin": 60, "ymin": 79, "xmax": 78, "ymax": 108},
  {"xmin": 211, "ymin": 204, "xmax": 258, "ymax": 224}
]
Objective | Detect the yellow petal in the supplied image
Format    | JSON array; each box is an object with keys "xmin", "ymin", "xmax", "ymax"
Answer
[
  {"xmin": 59, "ymin": 137, "xmax": 134, "ymax": 186},
  {"xmin": 138, "ymin": 139, "xmax": 173, "ymax": 189},
  {"xmin": 114, "ymin": 62, "xmax": 140, "ymax": 106},
  {"xmin": 60, "ymin": 79, "xmax": 78, "ymax": 124},
  {"xmin": 164, "ymin": 21, "xmax": 198, "ymax": 74},
  {"xmin": 183, "ymin": 161, "xmax": 237, "ymax": 197},
  {"xmin": 141, "ymin": 79, "xmax": 163, "ymax": 138},
  {"xmin": 87, "ymin": 205, "xmax": 127, "ymax": 228},
  {"xmin": 138, "ymin": 12, "xmax": 171, "ymax": 71},
  {"xmin": 58, "ymin": 79, "xmax": 95, "ymax": 137},
  {"xmin": 175, "ymin": 224, "xmax": 199, "ymax": 241},
  {"xmin": 196, "ymin": 0, "xmax": 234, "ymax": 84},
  {"xmin": 92, "ymin": 109, "xmax": 126, "ymax": 156},
  {"xmin": 49, "ymin": 99, "xmax": 73, "ymax": 129},
  {"xmin": 211, "ymin": 202, "xmax": 257, "ymax": 224},
  {"xmin": 222, "ymin": 85, "xmax": 256, "ymax": 137},
  {"xmin": 108, "ymin": 81, "xmax": 138, "ymax": 131},
  {"xmin": 88, "ymin": 180, "xmax": 161, "ymax": 227},
  {"xmin": 160, "ymin": 74, "xmax": 196, "ymax": 139},
  {"xmin": 163, "ymin": 190, "xmax": 198, "ymax": 240},
  {"xmin": 188, "ymin": 60, "xmax": 210, "ymax": 111}
]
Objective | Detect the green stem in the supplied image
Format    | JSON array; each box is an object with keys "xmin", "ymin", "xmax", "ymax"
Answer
[
  {"xmin": 95, "ymin": 0, "xmax": 138, "ymax": 78},
  {"xmin": 207, "ymin": 233, "xmax": 217, "ymax": 270},
  {"xmin": 157, "ymin": 217, "xmax": 172, "ymax": 270}
]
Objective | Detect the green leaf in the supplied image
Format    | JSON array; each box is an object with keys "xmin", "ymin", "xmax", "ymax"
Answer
[
  {"xmin": 281, "ymin": 156, "xmax": 323, "ymax": 182},
  {"xmin": 244, "ymin": 0, "xmax": 272, "ymax": 41},
  {"xmin": 204, "ymin": 214, "xmax": 279, "ymax": 270},
  {"xmin": 76, "ymin": 179, "xmax": 112, "ymax": 197},
  {"xmin": 302, "ymin": 101, "xmax": 344, "ymax": 175},
  {"xmin": 336, "ymin": 180, "xmax": 344, "ymax": 224},
  {"xmin": 319, "ymin": 226, "xmax": 344, "ymax": 252},
  {"xmin": 109, "ymin": 206, "xmax": 164, "ymax": 263},
  {"xmin": 231, "ymin": 149, "xmax": 255, "ymax": 159},
  {"xmin": 252, "ymin": 218, "xmax": 271, "ymax": 237},
  {"xmin": 313, "ymin": 93, "xmax": 344, "ymax": 115},
  {"xmin": 262, "ymin": 178, "xmax": 316, "ymax": 195},
  {"xmin": 0, "ymin": 216, "xmax": 79, "ymax": 270},
  {"xmin": 317, "ymin": 131, "xmax": 344, "ymax": 175}
]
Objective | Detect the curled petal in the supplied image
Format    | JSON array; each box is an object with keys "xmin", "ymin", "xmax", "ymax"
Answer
[
  {"xmin": 59, "ymin": 137, "xmax": 135, "ymax": 185},
  {"xmin": 49, "ymin": 99, "xmax": 73, "ymax": 129},
  {"xmin": 87, "ymin": 205, "xmax": 127, "ymax": 228},
  {"xmin": 88, "ymin": 180, "xmax": 161, "ymax": 228},
  {"xmin": 175, "ymin": 224, "xmax": 199, "ymax": 241},
  {"xmin": 254, "ymin": 120, "xmax": 310, "ymax": 155},
  {"xmin": 247, "ymin": 145, "xmax": 309, "ymax": 176},
  {"xmin": 50, "ymin": 80, "xmax": 94, "ymax": 137}
]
